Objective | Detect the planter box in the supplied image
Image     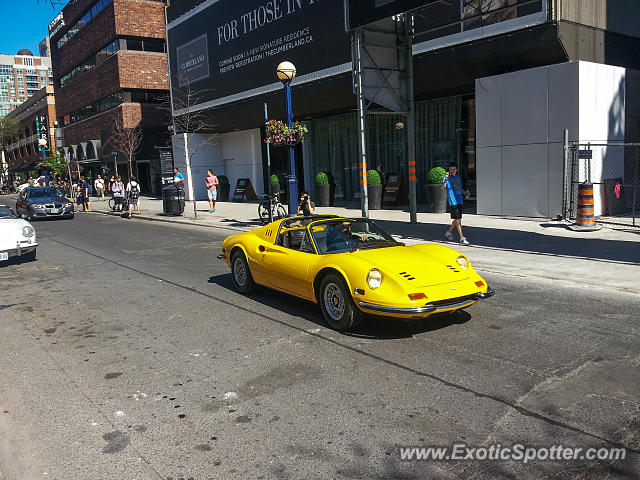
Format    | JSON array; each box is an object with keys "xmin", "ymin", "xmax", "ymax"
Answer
[
  {"xmin": 428, "ymin": 184, "xmax": 447, "ymax": 213},
  {"xmin": 316, "ymin": 184, "xmax": 331, "ymax": 206},
  {"xmin": 368, "ymin": 184, "xmax": 383, "ymax": 210}
]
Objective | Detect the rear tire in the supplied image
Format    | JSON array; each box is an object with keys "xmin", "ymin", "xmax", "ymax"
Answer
[
  {"xmin": 258, "ymin": 203, "xmax": 270, "ymax": 224},
  {"xmin": 318, "ymin": 274, "xmax": 363, "ymax": 331},
  {"xmin": 231, "ymin": 250, "xmax": 255, "ymax": 293},
  {"xmin": 276, "ymin": 204, "xmax": 287, "ymax": 219}
]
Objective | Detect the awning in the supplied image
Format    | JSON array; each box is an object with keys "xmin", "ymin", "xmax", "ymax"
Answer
[{"xmin": 8, "ymin": 161, "xmax": 37, "ymax": 173}]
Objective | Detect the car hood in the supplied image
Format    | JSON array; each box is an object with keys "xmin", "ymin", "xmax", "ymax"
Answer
[
  {"xmin": 349, "ymin": 244, "xmax": 469, "ymax": 287},
  {"xmin": 0, "ymin": 218, "xmax": 35, "ymax": 249},
  {"xmin": 27, "ymin": 196, "xmax": 64, "ymax": 204}
]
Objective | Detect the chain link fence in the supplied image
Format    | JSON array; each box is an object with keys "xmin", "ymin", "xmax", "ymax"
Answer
[{"xmin": 564, "ymin": 142, "xmax": 640, "ymax": 227}]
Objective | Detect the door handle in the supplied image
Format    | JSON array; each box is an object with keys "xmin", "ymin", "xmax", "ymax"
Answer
[{"xmin": 259, "ymin": 245, "xmax": 266, "ymax": 252}]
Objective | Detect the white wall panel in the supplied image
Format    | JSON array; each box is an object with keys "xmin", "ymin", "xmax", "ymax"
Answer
[
  {"xmin": 475, "ymin": 76, "xmax": 501, "ymax": 148},
  {"xmin": 548, "ymin": 62, "xmax": 579, "ymax": 143},
  {"xmin": 221, "ymin": 129, "xmax": 264, "ymax": 198},
  {"xmin": 547, "ymin": 142, "xmax": 564, "ymax": 217},
  {"xmin": 476, "ymin": 147, "xmax": 502, "ymax": 215},
  {"xmin": 501, "ymin": 144, "xmax": 549, "ymax": 217},
  {"xmin": 500, "ymin": 68, "xmax": 548, "ymax": 146}
]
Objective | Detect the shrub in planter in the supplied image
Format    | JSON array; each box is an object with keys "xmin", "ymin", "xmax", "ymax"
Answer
[
  {"xmin": 426, "ymin": 166, "xmax": 448, "ymax": 213},
  {"xmin": 270, "ymin": 173, "xmax": 288, "ymax": 201},
  {"xmin": 315, "ymin": 172, "xmax": 331, "ymax": 207},
  {"xmin": 217, "ymin": 175, "xmax": 230, "ymax": 201},
  {"xmin": 367, "ymin": 169, "xmax": 383, "ymax": 210}
]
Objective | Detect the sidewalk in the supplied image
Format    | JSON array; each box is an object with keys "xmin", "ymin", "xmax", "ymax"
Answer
[{"xmin": 86, "ymin": 195, "xmax": 640, "ymax": 294}]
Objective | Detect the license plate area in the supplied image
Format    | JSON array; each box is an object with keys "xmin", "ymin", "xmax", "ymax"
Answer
[
  {"xmin": 0, "ymin": 252, "xmax": 8, "ymax": 261},
  {"xmin": 49, "ymin": 208, "xmax": 60, "ymax": 214}
]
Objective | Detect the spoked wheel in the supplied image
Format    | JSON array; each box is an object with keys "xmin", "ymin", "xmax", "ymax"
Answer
[
  {"xmin": 318, "ymin": 274, "xmax": 363, "ymax": 331},
  {"xmin": 231, "ymin": 251, "xmax": 255, "ymax": 293},
  {"xmin": 258, "ymin": 203, "xmax": 270, "ymax": 224},
  {"xmin": 276, "ymin": 204, "xmax": 287, "ymax": 220}
]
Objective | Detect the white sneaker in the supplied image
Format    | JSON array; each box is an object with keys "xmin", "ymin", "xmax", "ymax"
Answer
[
  {"xmin": 459, "ymin": 237, "xmax": 470, "ymax": 246},
  {"xmin": 445, "ymin": 231, "xmax": 454, "ymax": 241}
]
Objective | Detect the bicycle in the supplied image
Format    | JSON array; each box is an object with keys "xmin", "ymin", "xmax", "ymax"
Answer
[
  {"xmin": 108, "ymin": 194, "xmax": 127, "ymax": 213},
  {"xmin": 258, "ymin": 191, "xmax": 287, "ymax": 224}
]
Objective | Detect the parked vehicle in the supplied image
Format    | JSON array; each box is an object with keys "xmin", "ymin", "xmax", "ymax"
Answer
[
  {"xmin": 0, "ymin": 205, "xmax": 37, "ymax": 263},
  {"xmin": 218, "ymin": 215, "xmax": 494, "ymax": 331},
  {"xmin": 15, "ymin": 187, "xmax": 74, "ymax": 221}
]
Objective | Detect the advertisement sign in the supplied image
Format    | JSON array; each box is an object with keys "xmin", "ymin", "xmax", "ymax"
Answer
[
  {"xmin": 344, "ymin": 0, "xmax": 436, "ymax": 30},
  {"xmin": 167, "ymin": 0, "xmax": 351, "ymax": 110}
]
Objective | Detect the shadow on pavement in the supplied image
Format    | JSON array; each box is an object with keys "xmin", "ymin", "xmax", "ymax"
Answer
[
  {"xmin": 374, "ymin": 219, "xmax": 640, "ymax": 265},
  {"xmin": 208, "ymin": 273, "xmax": 474, "ymax": 340}
]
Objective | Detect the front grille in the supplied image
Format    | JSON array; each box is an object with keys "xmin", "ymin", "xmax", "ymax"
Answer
[
  {"xmin": 55, "ymin": 203, "xmax": 62, "ymax": 208},
  {"xmin": 431, "ymin": 293, "xmax": 477, "ymax": 307},
  {"xmin": 45, "ymin": 203, "xmax": 54, "ymax": 208}
]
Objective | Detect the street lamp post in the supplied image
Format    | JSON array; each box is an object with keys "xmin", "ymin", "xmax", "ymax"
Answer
[
  {"xmin": 276, "ymin": 61, "xmax": 298, "ymax": 215},
  {"xmin": 39, "ymin": 138, "xmax": 49, "ymax": 187}
]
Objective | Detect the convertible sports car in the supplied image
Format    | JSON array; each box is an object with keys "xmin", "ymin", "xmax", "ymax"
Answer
[
  {"xmin": 0, "ymin": 205, "xmax": 37, "ymax": 263},
  {"xmin": 219, "ymin": 215, "xmax": 494, "ymax": 331}
]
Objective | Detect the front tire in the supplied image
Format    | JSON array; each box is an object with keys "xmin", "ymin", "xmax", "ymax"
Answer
[
  {"xmin": 318, "ymin": 274, "xmax": 363, "ymax": 331},
  {"xmin": 231, "ymin": 250, "xmax": 255, "ymax": 293},
  {"xmin": 258, "ymin": 203, "xmax": 270, "ymax": 224}
]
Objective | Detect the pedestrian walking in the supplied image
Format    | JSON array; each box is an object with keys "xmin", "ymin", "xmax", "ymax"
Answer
[
  {"xmin": 94, "ymin": 175, "xmax": 105, "ymax": 201},
  {"xmin": 111, "ymin": 176, "xmax": 125, "ymax": 212},
  {"xmin": 80, "ymin": 176, "xmax": 92, "ymax": 212},
  {"xmin": 28, "ymin": 176, "xmax": 35, "ymax": 187},
  {"xmin": 126, "ymin": 175, "xmax": 141, "ymax": 218},
  {"xmin": 441, "ymin": 162, "xmax": 470, "ymax": 245},
  {"xmin": 173, "ymin": 167, "xmax": 184, "ymax": 186},
  {"xmin": 205, "ymin": 169, "xmax": 218, "ymax": 213}
]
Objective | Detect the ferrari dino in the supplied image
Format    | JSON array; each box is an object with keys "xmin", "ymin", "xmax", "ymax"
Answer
[{"xmin": 219, "ymin": 215, "xmax": 494, "ymax": 331}]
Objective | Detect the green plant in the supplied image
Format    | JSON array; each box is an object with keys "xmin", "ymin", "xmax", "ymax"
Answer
[
  {"xmin": 217, "ymin": 175, "xmax": 229, "ymax": 185},
  {"xmin": 37, "ymin": 149, "xmax": 68, "ymax": 176},
  {"xmin": 265, "ymin": 120, "xmax": 308, "ymax": 145},
  {"xmin": 426, "ymin": 166, "xmax": 447, "ymax": 185},
  {"xmin": 367, "ymin": 170, "xmax": 382, "ymax": 186},
  {"xmin": 270, "ymin": 174, "xmax": 280, "ymax": 185},
  {"xmin": 315, "ymin": 172, "xmax": 329, "ymax": 185}
]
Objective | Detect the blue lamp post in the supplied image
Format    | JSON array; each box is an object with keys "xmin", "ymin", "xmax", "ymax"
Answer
[
  {"xmin": 38, "ymin": 138, "xmax": 49, "ymax": 187},
  {"xmin": 276, "ymin": 61, "xmax": 298, "ymax": 215}
]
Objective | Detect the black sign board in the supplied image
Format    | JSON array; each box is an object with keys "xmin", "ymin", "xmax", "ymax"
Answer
[
  {"xmin": 344, "ymin": 0, "xmax": 437, "ymax": 30},
  {"xmin": 232, "ymin": 178, "xmax": 258, "ymax": 202},
  {"xmin": 159, "ymin": 149, "xmax": 175, "ymax": 174},
  {"xmin": 578, "ymin": 150, "xmax": 593, "ymax": 160},
  {"xmin": 167, "ymin": 0, "xmax": 350, "ymax": 109},
  {"xmin": 382, "ymin": 172, "xmax": 402, "ymax": 206}
]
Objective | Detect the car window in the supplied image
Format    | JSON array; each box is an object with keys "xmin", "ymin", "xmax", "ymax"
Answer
[
  {"xmin": 276, "ymin": 228, "xmax": 315, "ymax": 254},
  {"xmin": 28, "ymin": 188, "xmax": 61, "ymax": 198},
  {"xmin": 311, "ymin": 219, "xmax": 398, "ymax": 254},
  {"xmin": 0, "ymin": 206, "xmax": 15, "ymax": 218}
]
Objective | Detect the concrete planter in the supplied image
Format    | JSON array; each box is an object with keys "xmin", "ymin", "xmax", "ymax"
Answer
[
  {"xmin": 428, "ymin": 184, "xmax": 447, "ymax": 213},
  {"xmin": 217, "ymin": 184, "xmax": 230, "ymax": 202},
  {"xmin": 368, "ymin": 184, "xmax": 383, "ymax": 210},
  {"xmin": 316, "ymin": 184, "xmax": 331, "ymax": 206}
]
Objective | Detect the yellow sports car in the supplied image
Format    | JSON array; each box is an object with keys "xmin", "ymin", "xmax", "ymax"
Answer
[{"xmin": 218, "ymin": 215, "xmax": 494, "ymax": 331}]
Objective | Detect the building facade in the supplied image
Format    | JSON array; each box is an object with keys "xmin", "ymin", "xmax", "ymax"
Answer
[
  {"xmin": 49, "ymin": 0, "xmax": 170, "ymax": 194},
  {"xmin": 165, "ymin": 0, "xmax": 640, "ymax": 217},
  {"xmin": 4, "ymin": 85, "xmax": 57, "ymax": 182},
  {"xmin": 0, "ymin": 51, "xmax": 53, "ymax": 118}
]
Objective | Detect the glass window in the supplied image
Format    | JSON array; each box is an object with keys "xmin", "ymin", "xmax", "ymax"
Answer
[
  {"xmin": 144, "ymin": 40, "xmax": 166, "ymax": 53},
  {"xmin": 126, "ymin": 39, "xmax": 143, "ymax": 51}
]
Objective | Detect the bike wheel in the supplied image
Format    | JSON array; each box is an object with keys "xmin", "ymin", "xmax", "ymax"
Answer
[
  {"xmin": 108, "ymin": 197, "xmax": 115, "ymax": 211},
  {"xmin": 258, "ymin": 203, "xmax": 270, "ymax": 224},
  {"xmin": 276, "ymin": 204, "xmax": 287, "ymax": 219}
]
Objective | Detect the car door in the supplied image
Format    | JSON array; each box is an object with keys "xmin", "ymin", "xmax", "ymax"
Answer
[{"xmin": 260, "ymin": 228, "xmax": 314, "ymax": 299}]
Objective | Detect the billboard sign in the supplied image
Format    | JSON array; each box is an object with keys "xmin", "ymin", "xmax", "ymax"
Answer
[
  {"xmin": 344, "ymin": 0, "xmax": 436, "ymax": 30},
  {"xmin": 167, "ymin": 0, "xmax": 351, "ymax": 112}
]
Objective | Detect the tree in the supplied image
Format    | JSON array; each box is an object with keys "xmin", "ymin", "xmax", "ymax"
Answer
[
  {"xmin": 37, "ymin": 148, "xmax": 68, "ymax": 178},
  {"xmin": 0, "ymin": 117, "xmax": 18, "ymax": 151},
  {"xmin": 110, "ymin": 115, "xmax": 142, "ymax": 180},
  {"xmin": 160, "ymin": 75, "xmax": 217, "ymax": 219}
]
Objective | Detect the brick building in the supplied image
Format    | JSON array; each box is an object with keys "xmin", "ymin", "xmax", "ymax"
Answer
[
  {"xmin": 49, "ymin": 0, "xmax": 169, "ymax": 194},
  {"xmin": 3, "ymin": 85, "xmax": 57, "ymax": 183}
]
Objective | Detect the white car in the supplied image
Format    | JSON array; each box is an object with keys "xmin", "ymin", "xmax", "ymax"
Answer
[{"xmin": 0, "ymin": 205, "xmax": 37, "ymax": 263}]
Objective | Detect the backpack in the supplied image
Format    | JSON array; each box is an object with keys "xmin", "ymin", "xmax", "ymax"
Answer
[{"xmin": 129, "ymin": 182, "xmax": 140, "ymax": 199}]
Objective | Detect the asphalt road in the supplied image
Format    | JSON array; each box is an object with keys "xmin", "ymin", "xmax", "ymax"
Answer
[{"xmin": 1, "ymin": 212, "xmax": 638, "ymax": 480}]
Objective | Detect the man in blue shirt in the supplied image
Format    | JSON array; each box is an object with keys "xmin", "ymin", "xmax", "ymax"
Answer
[
  {"xmin": 173, "ymin": 168, "xmax": 184, "ymax": 186},
  {"xmin": 441, "ymin": 162, "xmax": 470, "ymax": 245}
]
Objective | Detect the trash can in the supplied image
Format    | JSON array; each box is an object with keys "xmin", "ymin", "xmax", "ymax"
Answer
[{"xmin": 162, "ymin": 183, "xmax": 185, "ymax": 215}]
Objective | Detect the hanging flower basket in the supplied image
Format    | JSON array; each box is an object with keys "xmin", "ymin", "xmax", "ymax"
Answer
[{"xmin": 265, "ymin": 119, "xmax": 308, "ymax": 147}]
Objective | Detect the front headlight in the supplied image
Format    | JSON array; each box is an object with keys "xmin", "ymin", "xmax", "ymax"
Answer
[
  {"xmin": 367, "ymin": 269, "xmax": 382, "ymax": 289},
  {"xmin": 64, "ymin": 202, "xmax": 72, "ymax": 208},
  {"xmin": 456, "ymin": 256, "xmax": 468, "ymax": 270},
  {"xmin": 22, "ymin": 225, "xmax": 35, "ymax": 237},
  {"xmin": 32, "ymin": 204, "xmax": 45, "ymax": 209}
]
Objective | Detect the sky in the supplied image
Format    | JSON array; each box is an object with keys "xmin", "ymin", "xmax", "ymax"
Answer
[{"xmin": 0, "ymin": 1, "xmax": 64, "ymax": 56}]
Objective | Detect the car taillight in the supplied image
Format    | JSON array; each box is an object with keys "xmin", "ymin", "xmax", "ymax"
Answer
[
  {"xmin": 475, "ymin": 280, "xmax": 484, "ymax": 287},
  {"xmin": 408, "ymin": 293, "xmax": 426, "ymax": 301}
]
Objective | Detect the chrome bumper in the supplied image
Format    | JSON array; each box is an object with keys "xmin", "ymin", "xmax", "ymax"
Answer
[
  {"xmin": 358, "ymin": 286, "xmax": 495, "ymax": 315},
  {"xmin": 216, "ymin": 254, "xmax": 225, "ymax": 260}
]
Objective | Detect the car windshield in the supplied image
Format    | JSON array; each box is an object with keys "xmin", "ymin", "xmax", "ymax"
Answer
[
  {"xmin": 310, "ymin": 219, "xmax": 399, "ymax": 254},
  {"xmin": 29, "ymin": 188, "xmax": 62, "ymax": 198},
  {"xmin": 0, "ymin": 206, "xmax": 15, "ymax": 218}
]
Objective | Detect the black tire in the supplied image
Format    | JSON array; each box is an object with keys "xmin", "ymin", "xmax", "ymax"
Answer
[
  {"xmin": 231, "ymin": 250, "xmax": 255, "ymax": 293},
  {"xmin": 258, "ymin": 203, "xmax": 270, "ymax": 224},
  {"xmin": 318, "ymin": 274, "xmax": 363, "ymax": 331}
]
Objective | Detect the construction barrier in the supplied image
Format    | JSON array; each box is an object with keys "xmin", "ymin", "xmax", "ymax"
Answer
[{"xmin": 576, "ymin": 183, "xmax": 595, "ymax": 226}]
